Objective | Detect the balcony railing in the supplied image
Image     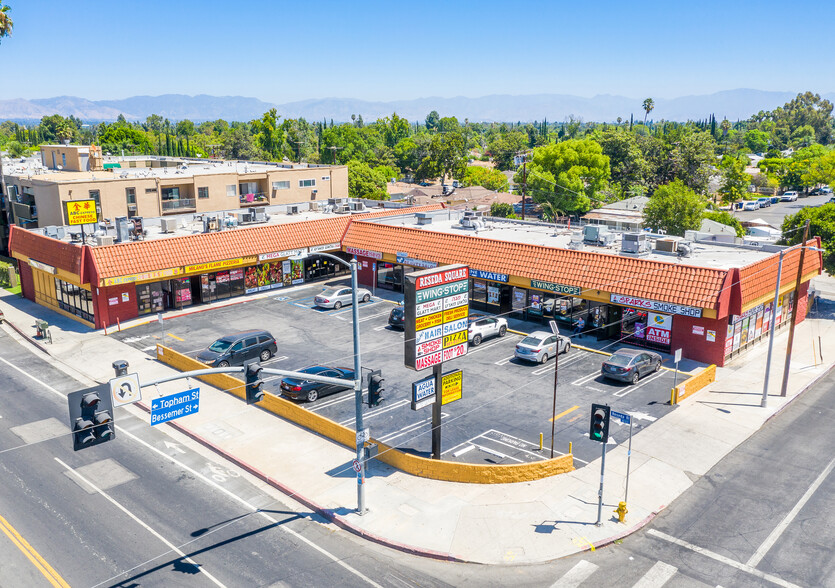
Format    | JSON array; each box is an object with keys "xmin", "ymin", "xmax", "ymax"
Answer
[
  {"xmin": 161, "ymin": 198, "xmax": 196, "ymax": 212},
  {"xmin": 239, "ymin": 192, "xmax": 269, "ymax": 205}
]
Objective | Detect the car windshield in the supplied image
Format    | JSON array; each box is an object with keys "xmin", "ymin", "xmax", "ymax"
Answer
[
  {"xmin": 607, "ymin": 353, "xmax": 634, "ymax": 367},
  {"xmin": 208, "ymin": 339, "xmax": 234, "ymax": 353},
  {"xmin": 392, "ymin": 308, "xmax": 403, "ymax": 316},
  {"xmin": 320, "ymin": 288, "xmax": 339, "ymax": 298},
  {"xmin": 520, "ymin": 335, "xmax": 545, "ymax": 346}
]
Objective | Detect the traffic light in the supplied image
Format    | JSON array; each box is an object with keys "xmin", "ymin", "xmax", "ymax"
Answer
[
  {"xmin": 245, "ymin": 362, "xmax": 264, "ymax": 405},
  {"xmin": 589, "ymin": 403, "xmax": 610, "ymax": 443},
  {"xmin": 68, "ymin": 386, "xmax": 115, "ymax": 451},
  {"xmin": 367, "ymin": 370, "xmax": 384, "ymax": 408}
]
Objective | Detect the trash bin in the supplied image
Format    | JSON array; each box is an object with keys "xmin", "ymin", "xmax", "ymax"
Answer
[{"xmin": 36, "ymin": 319, "xmax": 49, "ymax": 339}]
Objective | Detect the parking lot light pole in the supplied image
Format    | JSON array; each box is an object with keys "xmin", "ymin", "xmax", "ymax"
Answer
[{"xmin": 293, "ymin": 251, "xmax": 366, "ymax": 514}]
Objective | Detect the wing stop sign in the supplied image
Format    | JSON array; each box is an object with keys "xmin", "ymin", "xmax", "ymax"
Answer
[{"xmin": 404, "ymin": 265, "xmax": 469, "ymax": 370}]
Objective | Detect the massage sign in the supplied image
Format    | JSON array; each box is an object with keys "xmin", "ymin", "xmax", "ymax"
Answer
[{"xmin": 404, "ymin": 265, "xmax": 469, "ymax": 370}]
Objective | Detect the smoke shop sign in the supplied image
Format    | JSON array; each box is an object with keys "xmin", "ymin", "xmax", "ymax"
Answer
[{"xmin": 610, "ymin": 294, "xmax": 702, "ymax": 318}]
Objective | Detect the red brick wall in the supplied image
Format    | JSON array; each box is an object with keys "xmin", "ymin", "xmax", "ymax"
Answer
[
  {"xmin": 95, "ymin": 284, "xmax": 138, "ymax": 329},
  {"xmin": 671, "ymin": 314, "xmax": 728, "ymax": 366}
]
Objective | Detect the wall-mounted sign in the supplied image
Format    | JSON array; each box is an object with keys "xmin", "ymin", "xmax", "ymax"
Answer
[
  {"xmin": 28, "ymin": 259, "xmax": 57, "ymax": 274},
  {"xmin": 610, "ymin": 293, "xmax": 702, "ymax": 318},
  {"xmin": 185, "ymin": 258, "xmax": 247, "ymax": 273},
  {"xmin": 470, "ymin": 269, "xmax": 509, "ymax": 283},
  {"xmin": 405, "ymin": 265, "xmax": 469, "ymax": 370},
  {"xmin": 396, "ymin": 252, "xmax": 438, "ymax": 269},
  {"xmin": 441, "ymin": 369, "xmax": 463, "ymax": 405},
  {"xmin": 345, "ymin": 246, "xmax": 382, "ymax": 260},
  {"xmin": 102, "ymin": 267, "xmax": 182, "ymax": 287},
  {"xmin": 530, "ymin": 279, "xmax": 581, "ymax": 296},
  {"xmin": 707, "ymin": 329, "xmax": 716, "ymax": 343},
  {"xmin": 65, "ymin": 199, "xmax": 98, "ymax": 226},
  {"xmin": 692, "ymin": 325, "xmax": 705, "ymax": 336},
  {"xmin": 646, "ymin": 312, "xmax": 672, "ymax": 345},
  {"xmin": 411, "ymin": 374, "xmax": 436, "ymax": 410},
  {"xmin": 309, "ymin": 242, "xmax": 341, "ymax": 253},
  {"xmin": 259, "ymin": 248, "xmax": 307, "ymax": 262}
]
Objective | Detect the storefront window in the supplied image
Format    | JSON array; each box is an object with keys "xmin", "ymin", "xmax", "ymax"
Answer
[
  {"xmin": 471, "ymin": 279, "xmax": 487, "ymax": 303},
  {"xmin": 377, "ymin": 263, "xmax": 401, "ymax": 291},
  {"xmin": 54, "ymin": 278, "xmax": 94, "ymax": 322},
  {"xmin": 229, "ymin": 269, "xmax": 245, "ymax": 296},
  {"xmin": 136, "ymin": 282, "xmax": 165, "ymax": 315}
]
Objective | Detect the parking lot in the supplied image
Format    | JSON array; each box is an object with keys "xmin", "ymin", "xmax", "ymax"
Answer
[{"xmin": 113, "ymin": 282, "xmax": 685, "ymax": 466}]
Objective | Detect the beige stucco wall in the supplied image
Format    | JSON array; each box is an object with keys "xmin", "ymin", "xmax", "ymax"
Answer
[{"xmin": 40, "ymin": 145, "xmax": 86, "ymax": 171}]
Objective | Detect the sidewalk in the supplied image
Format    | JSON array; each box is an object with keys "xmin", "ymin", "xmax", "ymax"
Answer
[{"xmin": 1, "ymin": 278, "xmax": 833, "ymax": 565}]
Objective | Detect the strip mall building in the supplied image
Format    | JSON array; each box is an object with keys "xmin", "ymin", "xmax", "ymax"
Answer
[{"xmin": 9, "ymin": 206, "xmax": 822, "ymax": 367}]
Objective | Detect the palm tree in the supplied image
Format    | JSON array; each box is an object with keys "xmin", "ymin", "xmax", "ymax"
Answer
[
  {"xmin": 642, "ymin": 98, "xmax": 655, "ymax": 124},
  {"xmin": 0, "ymin": 3, "xmax": 13, "ymax": 43}
]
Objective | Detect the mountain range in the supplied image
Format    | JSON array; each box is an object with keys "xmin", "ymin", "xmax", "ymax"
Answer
[{"xmin": 1, "ymin": 90, "xmax": 832, "ymax": 124}]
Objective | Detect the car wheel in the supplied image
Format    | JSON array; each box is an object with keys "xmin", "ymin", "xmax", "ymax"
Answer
[
  {"xmin": 334, "ymin": 301, "xmax": 342, "ymax": 310},
  {"xmin": 217, "ymin": 360, "xmax": 230, "ymax": 368},
  {"xmin": 654, "ymin": 360, "xmax": 661, "ymax": 373},
  {"xmin": 472, "ymin": 334, "xmax": 482, "ymax": 346},
  {"xmin": 362, "ymin": 293, "xmax": 371, "ymax": 303},
  {"xmin": 260, "ymin": 349, "xmax": 272, "ymax": 362},
  {"xmin": 563, "ymin": 342, "xmax": 571, "ymax": 354},
  {"xmin": 306, "ymin": 389, "xmax": 319, "ymax": 402},
  {"xmin": 540, "ymin": 353, "xmax": 548, "ymax": 364},
  {"xmin": 631, "ymin": 371, "xmax": 639, "ymax": 385},
  {"xmin": 498, "ymin": 325, "xmax": 507, "ymax": 337}
]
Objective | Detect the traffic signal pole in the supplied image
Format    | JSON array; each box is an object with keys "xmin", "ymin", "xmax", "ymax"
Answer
[{"xmin": 596, "ymin": 441, "xmax": 606, "ymax": 526}]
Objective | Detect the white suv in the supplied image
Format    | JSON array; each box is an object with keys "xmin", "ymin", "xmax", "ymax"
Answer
[
  {"xmin": 780, "ymin": 191, "xmax": 799, "ymax": 202},
  {"xmin": 468, "ymin": 314, "xmax": 508, "ymax": 346}
]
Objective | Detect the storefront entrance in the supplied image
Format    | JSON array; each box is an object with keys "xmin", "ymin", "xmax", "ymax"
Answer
[
  {"xmin": 470, "ymin": 278, "xmax": 512, "ymax": 314},
  {"xmin": 620, "ymin": 308, "xmax": 673, "ymax": 353}
]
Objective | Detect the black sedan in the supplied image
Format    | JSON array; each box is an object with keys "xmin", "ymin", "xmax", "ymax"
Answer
[
  {"xmin": 280, "ymin": 366, "xmax": 355, "ymax": 402},
  {"xmin": 388, "ymin": 305, "xmax": 405, "ymax": 329},
  {"xmin": 601, "ymin": 348, "xmax": 662, "ymax": 384}
]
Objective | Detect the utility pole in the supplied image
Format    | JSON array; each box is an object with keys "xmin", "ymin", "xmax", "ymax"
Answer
[
  {"xmin": 779, "ymin": 220, "xmax": 810, "ymax": 397},
  {"xmin": 521, "ymin": 154, "xmax": 527, "ymax": 221}
]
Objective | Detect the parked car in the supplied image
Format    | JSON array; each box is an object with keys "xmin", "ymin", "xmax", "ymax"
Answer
[
  {"xmin": 601, "ymin": 348, "xmax": 662, "ymax": 384},
  {"xmin": 280, "ymin": 366, "xmax": 355, "ymax": 402},
  {"xmin": 388, "ymin": 304, "xmax": 405, "ymax": 329},
  {"xmin": 780, "ymin": 191, "xmax": 799, "ymax": 202},
  {"xmin": 756, "ymin": 197, "xmax": 771, "ymax": 208},
  {"xmin": 809, "ymin": 187, "xmax": 832, "ymax": 196},
  {"xmin": 828, "ymin": 197, "xmax": 835, "ymax": 205},
  {"xmin": 769, "ymin": 196, "xmax": 780, "ymax": 204},
  {"xmin": 196, "ymin": 330, "xmax": 277, "ymax": 367},
  {"xmin": 468, "ymin": 314, "xmax": 508, "ymax": 346},
  {"xmin": 743, "ymin": 201, "xmax": 760, "ymax": 211},
  {"xmin": 314, "ymin": 286, "xmax": 372, "ymax": 309},
  {"xmin": 514, "ymin": 330, "xmax": 571, "ymax": 363}
]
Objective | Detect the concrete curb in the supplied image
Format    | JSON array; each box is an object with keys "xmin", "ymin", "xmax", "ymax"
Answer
[
  {"xmin": 129, "ymin": 400, "xmax": 468, "ymax": 563},
  {"xmin": 586, "ymin": 508, "xmax": 665, "ymax": 552},
  {"xmin": 766, "ymin": 362, "xmax": 835, "ymax": 424},
  {"xmin": 3, "ymin": 318, "xmax": 50, "ymax": 355}
]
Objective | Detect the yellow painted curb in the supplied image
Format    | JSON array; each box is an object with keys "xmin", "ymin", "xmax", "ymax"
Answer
[{"xmin": 155, "ymin": 345, "xmax": 574, "ymax": 483}]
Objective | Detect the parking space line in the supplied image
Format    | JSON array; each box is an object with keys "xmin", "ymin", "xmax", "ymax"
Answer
[
  {"xmin": 377, "ymin": 413, "xmax": 449, "ymax": 444},
  {"xmin": 261, "ymin": 355, "xmax": 288, "ymax": 365},
  {"xmin": 358, "ymin": 310, "xmax": 392, "ymax": 323},
  {"xmin": 442, "ymin": 432, "xmax": 487, "ymax": 455},
  {"xmin": 339, "ymin": 399, "xmax": 409, "ymax": 426},
  {"xmin": 612, "ymin": 371, "xmax": 666, "ymax": 397},
  {"xmin": 308, "ymin": 391, "xmax": 365, "ymax": 412},
  {"xmin": 166, "ymin": 333, "xmax": 184, "ymax": 341},
  {"xmin": 471, "ymin": 443, "xmax": 523, "ymax": 462},
  {"xmin": 495, "ymin": 355, "xmax": 515, "ymax": 366},
  {"xmin": 550, "ymin": 405, "xmax": 580, "ymax": 423},
  {"xmin": 465, "ymin": 336, "xmax": 519, "ymax": 355},
  {"xmin": 572, "ymin": 370, "xmax": 600, "ymax": 386},
  {"xmin": 483, "ymin": 437, "xmax": 548, "ymax": 461}
]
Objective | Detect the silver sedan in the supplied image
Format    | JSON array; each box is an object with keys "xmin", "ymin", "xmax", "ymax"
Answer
[
  {"xmin": 514, "ymin": 330, "xmax": 571, "ymax": 363},
  {"xmin": 314, "ymin": 286, "xmax": 373, "ymax": 309}
]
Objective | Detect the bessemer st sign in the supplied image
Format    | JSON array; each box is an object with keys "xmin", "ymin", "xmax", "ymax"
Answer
[{"xmin": 404, "ymin": 265, "xmax": 469, "ymax": 371}]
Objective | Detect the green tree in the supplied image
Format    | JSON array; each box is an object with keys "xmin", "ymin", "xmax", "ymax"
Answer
[
  {"xmin": 0, "ymin": 3, "xmax": 13, "ymax": 43},
  {"xmin": 597, "ymin": 128, "xmax": 648, "ymax": 198},
  {"xmin": 717, "ymin": 155, "xmax": 750, "ymax": 203},
  {"xmin": 7, "ymin": 140, "xmax": 26, "ymax": 158},
  {"xmin": 643, "ymin": 180, "xmax": 707, "ymax": 236},
  {"xmin": 250, "ymin": 109, "xmax": 283, "ymax": 160},
  {"xmin": 803, "ymin": 149, "xmax": 835, "ymax": 187},
  {"xmin": 489, "ymin": 202, "xmax": 515, "ymax": 218},
  {"xmin": 744, "ymin": 129, "xmax": 770, "ymax": 153},
  {"xmin": 416, "ymin": 131, "xmax": 468, "ymax": 183},
  {"xmin": 779, "ymin": 204, "xmax": 835, "ymax": 274},
  {"xmin": 425, "ymin": 110, "xmax": 440, "ymax": 132},
  {"xmin": 380, "ymin": 112, "xmax": 410, "ymax": 148},
  {"xmin": 222, "ymin": 126, "xmax": 259, "ymax": 160},
  {"xmin": 703, "ymin": 211, "xmax": 745, "ymax": 237},
  {"xmin": 642, "ymin": 98, "xmax": 655, "ymax": 123},
  {"xmin": 670, "ymin": 131, "xmax": 717, "ymax": 194},
  {"xmin": 514, "ymin": 138, "xmax": 610, "ymax": 214},
  {"xmin": 348, "ymin": 160, "xmax": 389, "ymax": 200},
  {"xmin": 487, "ymin": 130, "xmax": 528, "ymax": 171},
  {"xmin": 145, "ymin": 114, "xmax": 164, "ymax": 133},
  {"xmin": 461, "ymin": 165, "xmax": 510, "ymax": 191}
]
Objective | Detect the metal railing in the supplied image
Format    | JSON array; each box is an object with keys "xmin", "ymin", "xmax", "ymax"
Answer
[
  {"xmin": 238, "ymin": 192, "xmax": 269, "ymax": 205},
  {"xmin": 161, "ymin": 198, "xmax": 196, "ymax": 211}
]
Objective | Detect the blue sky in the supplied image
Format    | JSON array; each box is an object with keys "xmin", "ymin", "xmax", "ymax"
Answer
[{"xmin": 1, "ymin": 0, "xmax": 833, "ymax": 102}]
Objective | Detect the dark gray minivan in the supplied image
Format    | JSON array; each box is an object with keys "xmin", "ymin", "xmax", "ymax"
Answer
[{"xmin": 196, "ymin": 330, "xmax": 277, "ymax": 367}]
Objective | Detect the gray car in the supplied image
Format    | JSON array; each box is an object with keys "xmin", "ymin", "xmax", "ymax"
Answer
[
  {"xmin": 314, "ymin": 286, "xmax": 373, "ymax": 309},
  {"xmin": 601, "ymin": 348, "xmax": 662, "ymax": 384},
  {"xmin": 196, "ymin": 330, "xmax": 277, "ymax": 367},
  {"xmin": 514, "ymin": 330, "xmax": 571, "ymax": 363}
]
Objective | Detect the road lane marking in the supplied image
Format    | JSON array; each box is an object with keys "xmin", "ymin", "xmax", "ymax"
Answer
[
  {"xmin": 550, "ymin": 405, "xmax": 580, "ymax": 422},
  {"xmin": 55, "ymin": 457, "xmax": 227, "ymax": 588},
  {"xmin": 746, "ymin": 454, "xmax": 835, "ymax": 567},
  {"xmin": 647, "ymin": 529, "xmax": 801, "ymax": 588},
  {"xmin": 0, "ymin": 513, "xmax": 70, "ymax": 588},
  {"xmin": 632, "ymin": 561, "xmax": 677, "ymax": 587},
  {"xmin": 465, "ymin": 336, "xmax": 519, "ymax": 355},
  {"xmin": 612, "ymin": 371, "xmax": 666, "ymax": 397},
  {"xmin": 166, "ymin": 333, "xmax": 184, "ymax": 341},
  {"xmin": 551, "ymin": 560, "xmax": 598, "ymax": 587},
  {"xmin": 0, "ymin": 356, "xmax": 382, "ymax": 588}
]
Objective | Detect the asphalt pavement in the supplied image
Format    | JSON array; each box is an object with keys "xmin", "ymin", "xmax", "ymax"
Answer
[{"xmin": 733, "ymin": 193, "xmax": 833, "ymax": 226}]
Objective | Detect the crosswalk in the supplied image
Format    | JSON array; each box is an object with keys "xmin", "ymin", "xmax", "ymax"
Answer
[{"xmin": 551, "ymin": 559, "xmax": 680, "ymax": 588}]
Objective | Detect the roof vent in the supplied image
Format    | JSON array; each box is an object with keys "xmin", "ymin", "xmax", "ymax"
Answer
[{"xmin": 655, "ymin": 237, "xmax": 682, "ymax": 253}]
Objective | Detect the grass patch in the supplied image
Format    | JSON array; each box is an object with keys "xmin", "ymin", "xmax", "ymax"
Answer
[{"xmin": 3, "ymin": 284, "xmax": 21, "ymax": 295}]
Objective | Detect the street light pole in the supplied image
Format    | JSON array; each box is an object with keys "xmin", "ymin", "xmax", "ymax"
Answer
[
  {"xmin": 779, "ymin": 221, "xmax": 811, "ymax": 397},
  {"xmin": 761, "ymin": 250, "xmax": 786, "ymax": 408}
]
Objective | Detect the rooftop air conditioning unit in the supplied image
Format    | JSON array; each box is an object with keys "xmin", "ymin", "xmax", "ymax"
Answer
[
  {"xmin": 655, "ymin": 238, "xmax": 682, "ymax": 253},
  {"xmin": 416, "ymin": 213, "xmax": 432, "ymax": 225},
  {"xmin": 583, "ymin": 224, "xmax": 616, "ymax": 246},
  {"xmin": 238, "ymin": 212, "xmax": 253, "ymax": 224},
  {"xmin": 160, "ymin": 218, "xmax": 178, "ymax": 233},
  {"xmin": 44, "ymin": 226, "xmax": 59, "ymax": 239},
  {"xmin": 115, "ymin": 216, "xmax": 130, "ymax": 243},
  {"xmin": 96, "ymin": 235, "xmax": 114, "ymax": 246},
  {"xmin": 621, "ymin": 232, "xmax": 649, "ymax": 254},
  {"xmin": 677, "ymin": 242, "xmax": 693, "ymax": 258},
  {"xmin": 287, "ymin": 205, "xmax": 299, "ymax": 215},
  {"xmin": 568, "ymin": 233, "xmax": 585, "ymax": 250}
]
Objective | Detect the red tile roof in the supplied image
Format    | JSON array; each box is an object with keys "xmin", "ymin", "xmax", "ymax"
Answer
[
  {"xmin": 90, "ymin": 205, "xmax": 442, "ymax": 280},
  {"xmin": 342, "ymin": 222, "xmax": 730, "ymax": 309},
  {"xmin": 8, "ymin": 225, "xmax": 83, "ymax": 275},
  {"xmin": 738, "ymin": 239, "xmax": 823, "ymax": 305}
]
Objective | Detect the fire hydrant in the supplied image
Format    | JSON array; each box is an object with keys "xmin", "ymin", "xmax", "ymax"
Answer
[{"xmin": 614, "ymin": 501, "xmax": 628, "ymax": 523}]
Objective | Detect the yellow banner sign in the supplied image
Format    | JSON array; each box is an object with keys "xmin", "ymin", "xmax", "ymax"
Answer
[
  {"xmin": 441, "ymin": 370, "xmax": 463, "ymax": 405},
  {"xmin": 65, "ymin": 199, "xmax": 98, "ymax": 226},
  {"xmin": 444, "ymin": 305, "xmax": 468, "ymax": 323},
  {"xmin": 103, "ymin": 267, "xmax": 182, "ymax": 286},
  {"xmin": 443, "ymin": 330, "xmax": 467, "ymax": 348},
  {"xmin": 185, "ymin": 258, "xmax": 246, "ymax": 273},
  {"xmin": 415, "ymin": 311, "xmax": 443, "ymax": 332}
]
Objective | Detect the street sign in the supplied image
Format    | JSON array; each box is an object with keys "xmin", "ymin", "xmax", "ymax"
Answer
[
  {"xmin": 674, "ymin": 348, "xmax": 682, "ymax": 363},
  {"xmin": 610, "ymin": 410, "xmax": 631, "ymax": 424},
  {"xmin": 352, "ymin": 459, "xmax": 362, "ymax": 473},
  {"xmin": 356, "ymin": 428, "xmax": 370, "ymax": 444},
  {"xmin": 150, "ymin": 388, "xmax": 199, "ymax": 426},
  {"xmin": 549, "ymin": 320, "xmax": 559, "ymax": 335},
  {"xmin": 441, "ymin": 369, "xmax": 463, "ymax": 405},
  {"xmin": 109, "ymin": 373, "xmax": 142, "ymax": 407}
]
